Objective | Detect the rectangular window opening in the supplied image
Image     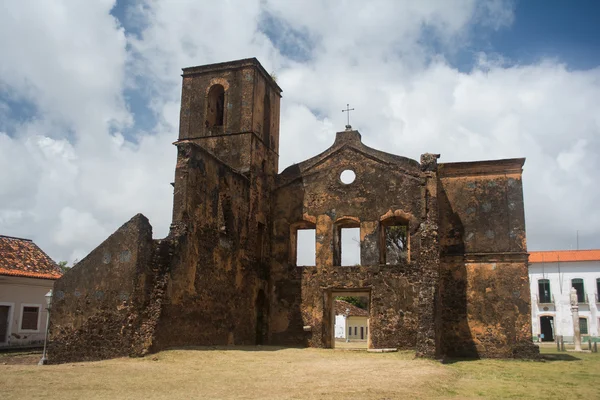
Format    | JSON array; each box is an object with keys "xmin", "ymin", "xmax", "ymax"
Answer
[
  {"xmin": 572, "ymin": 279, "xmax": 585, "ymax": 303},
  {"xmin": 0, "ymin": 305, "xmax": 10, "ymax": 343},
  {"xmin": 579, "ymin": 318, "xmax": 588, "ymax": 335},
  {"xmin": 384, "ymin": 224, "xmax": 408, "ymax": 264},
  {"xmin": 538, "ymin": 279, "xmax": 551, "ymax": 303},
  {"xmin": 296, "ymin": 229, "xmax": 316, "ymax": 266},
  {"xmin": 341, "ymin": 227, "xmax": 360, "ymax": 266},
  {"xmin": 21, "ymin": 306, "xmax": 39, "ymax": 331}
]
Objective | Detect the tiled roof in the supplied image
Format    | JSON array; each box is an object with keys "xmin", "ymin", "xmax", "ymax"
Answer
[
  {"xmin": 0, "ymin": 235, "xmax": 62, "ymax": 280},
  {"xmin": 529, "ymin": 249, "xmax": 600, "ymax": 263},
  {"xmin": 335, "ymin": 299, "xmax": 369, "ymax": 317}
]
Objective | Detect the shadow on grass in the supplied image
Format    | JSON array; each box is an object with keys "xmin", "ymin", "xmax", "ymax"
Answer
[
  {"xmin": 540, "ymin": 353, "xmax": 581, "ymax": 362},
  {"xmin": 440, "ymin": 352, "xmax": 581, "ymax": 364},
  {"xmin": 439, "ymin": 357, "xmax": 479, "ymax": 365}
]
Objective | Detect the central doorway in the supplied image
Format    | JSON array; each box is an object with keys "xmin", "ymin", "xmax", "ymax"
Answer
[
  {"xmin": 540, "ymin": 315, "xmax": 554, "ymax": 342},
  {"xmin": 327, "ymin": 290, "xmax": 370, "ymax": 350}
]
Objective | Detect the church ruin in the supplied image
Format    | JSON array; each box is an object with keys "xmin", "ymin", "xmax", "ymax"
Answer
[{"xmin": 48, "ymin": 58, "xmax": 537, "ymax": 362}]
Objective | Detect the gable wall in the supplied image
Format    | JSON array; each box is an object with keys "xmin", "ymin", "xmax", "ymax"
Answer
[{"xmin": 269, "ymin": 146, "xmax": 429, "ymax": 349}]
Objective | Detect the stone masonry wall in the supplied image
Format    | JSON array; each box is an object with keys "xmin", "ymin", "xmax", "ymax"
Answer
[
  {"xmin": 48, "ymin": 214, "xmax": 160, "ymax": 363},
  {"xmin": 437, "ymin": 160, "xmax": 538, "ymax": 358},
  {"xmin": 151, "ymin": 141, "xmax": 268, "ymax": 350},
  {"xmin": 270, "ymin": 130, "xmax": 435, "ymax": 352}
]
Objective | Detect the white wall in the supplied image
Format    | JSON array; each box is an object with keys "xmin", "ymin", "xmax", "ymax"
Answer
[
  {"xmin": 0, "ymin": 275, "xmax": 54, "ymax": 347},
  {"xmin": 529, "ymin": 260, "xmax": 600, "ymax": 341},
  {"xmin": 335, "ymin": 315, "xmax": 346, "ymax": 338},
  {"xmin": 346, "ymin": 316, "xmax": 368, "ymax": 340}
]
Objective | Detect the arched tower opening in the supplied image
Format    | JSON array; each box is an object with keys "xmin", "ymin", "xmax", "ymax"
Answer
[{"xmin": 206, "ymin": 84, "xmax": 225, "ymax": 128}]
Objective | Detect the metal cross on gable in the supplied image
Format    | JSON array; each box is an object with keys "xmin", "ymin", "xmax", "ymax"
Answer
[{"xmin": 342, "ymin": 103, "xmax": 354, "ymax": 130}]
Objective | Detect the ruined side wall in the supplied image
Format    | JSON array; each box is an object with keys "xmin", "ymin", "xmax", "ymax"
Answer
[
  {"xmin": 153, "ymin": 142, "xmax": 267, "ymax": 350},
  {"xmin": 437, "ymin": 159, "xmax": 537, "ymax": 358},
  {"xmin": 48, "ymin": 214, "xmax": 156, "ymax": 363},
  {"xmin": 440, "ymin": 258, "xmax": 534, "ymax": 358},
  {"xmin": 270, "ymin": 144, "xmax": 426, "ymax": 349}
]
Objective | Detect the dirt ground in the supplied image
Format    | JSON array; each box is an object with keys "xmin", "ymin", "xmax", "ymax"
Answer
[
  {"xmin": 1, "ymin": 346, "xmax": 599, "ymax": 399},
  {"xmin": 0, "ymin": 351, "xmax": 42, "ymax": 365}
]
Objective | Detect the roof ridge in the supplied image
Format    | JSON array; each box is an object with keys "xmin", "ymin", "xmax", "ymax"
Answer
[{"xmin": 0, "ymin": 234, "xmax": 32, "ymax": 242}]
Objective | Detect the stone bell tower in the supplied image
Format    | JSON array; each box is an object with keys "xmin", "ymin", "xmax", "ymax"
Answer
[{"xmin": 176, "ymin": 58, "xmax": 282, "ymax": 174}]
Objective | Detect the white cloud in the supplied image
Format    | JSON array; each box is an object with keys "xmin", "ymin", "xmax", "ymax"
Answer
[{"xmin": 0, "ymin": 0, "xmax": 599, "ymax": 263}]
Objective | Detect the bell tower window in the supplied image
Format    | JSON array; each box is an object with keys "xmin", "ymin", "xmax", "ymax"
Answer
[{"xmin": 206, "ymin": 84, "xmax": 225, "ymax": 128}]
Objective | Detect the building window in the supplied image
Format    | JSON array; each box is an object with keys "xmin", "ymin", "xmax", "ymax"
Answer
[
  {"xmin": 579, "ymin": 318, "xmax": 588, "ymax": 335},
  {"xmin": 596, "ymin": 278, "xmax": 600, "ymax": 302},
  {"xmin": 20, "ymin": 306, "xmax": 39, "ymax": 331},
  {"xmin": 295, "ymin": 228, "xmax": 316, "ymax": 267},
  {"xmin": 571, "ymin": 278, "xmax": 585, "ymax": 303},
  {"xmin": 354, "ymin": 327, "xmax": 357, "ymax": 336},
  {"xmin": 333, "ymin": 218, "xmax": 361, "ymax": 266},
  {"xmin": 0, "ymin": 305, "xmax": 11, "ymax": 343},
  {"xmin": 380, "ymin": 216, "xmax": 409, "ymax": 264},
  {"xmin": 538, "ymin": 279, "xmax": 551, "ymax": 303},
  {"xmin": 348, "ymin": 326, "xmax": 352, "ymax": 337},
  {"xmin": 206, "ymin": 84, "xmax": 225, "ymax": 128},
  {"xmin": 341, "ymin": 227, "xmax": 360, "ymax": 266}
]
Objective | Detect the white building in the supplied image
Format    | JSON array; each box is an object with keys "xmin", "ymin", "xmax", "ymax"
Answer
[
  {"xmin": 334, "ymin": 299, "xmax": 369, "ymax": 341},
  {"xmin": 0, "ymin": 235, "xmax": 62, "ymax": 348},
  {"xmin": 528, "ymin": 250, "xmax": 600, "ymax": 343}
]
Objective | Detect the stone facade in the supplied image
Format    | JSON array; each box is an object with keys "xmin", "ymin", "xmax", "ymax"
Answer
[{"xmin": 48, "ymin": 58, "xmax": 538, "ymax": 362}]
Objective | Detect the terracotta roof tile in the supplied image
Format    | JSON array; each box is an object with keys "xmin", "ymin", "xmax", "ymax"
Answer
[
  {"xmin": 529, "ymin": 249, "xmax": 600, "ymax": 263},
  {"xmin": 0, "ymin": 235, "xmax": 62, "ymax": 280},
  {"xmin": 335, "ymin": 300, "xmax": 369, "ymax": 317}
]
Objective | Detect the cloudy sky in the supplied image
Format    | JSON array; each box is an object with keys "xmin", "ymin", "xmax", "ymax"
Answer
[{"xmin": 1, "ymin": 0, "xmax": 599, "ymax": 263}]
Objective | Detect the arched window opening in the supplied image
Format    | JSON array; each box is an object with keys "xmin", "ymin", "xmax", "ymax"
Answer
[
  {"xmin": 571, "ymin": 278, "xmax": 585, "ymax": 303},
  {"xmin": 380, "ymin": 217, "xmax": 409, "ymax": 264},
  {"xmin": 263, "ymin": 90, "xmax": 271, "ymax": 145},
  {"xmin": 333, "ymin": 218, "xmax": 361, "ymax": 267},
  {"xmin": 206, "ymin": 84, "xmax": 225, "ymax": 128},
  {"xmin": 538, "ymin": 279, "xmax": 551, "ymax": 303}
]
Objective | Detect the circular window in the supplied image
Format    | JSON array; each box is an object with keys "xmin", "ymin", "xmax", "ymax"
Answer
[{"xmin": 340, "ymin": 169, "xmax": 356, "ymax": 184}]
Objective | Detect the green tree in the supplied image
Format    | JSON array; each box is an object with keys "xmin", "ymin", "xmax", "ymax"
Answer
[
  {"xmin": 57, "ymin": 261, "xmax": 71, "ymax": 274},
  {"xmin": 336, "ymin": 296, "xmax": 366, "ymax": 309},
  {"xmin": 385, "ymin": 225, "xmax": 408, "ymax": 263}
]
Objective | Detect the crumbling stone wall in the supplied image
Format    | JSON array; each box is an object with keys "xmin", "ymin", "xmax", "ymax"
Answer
[
  {"xmin": 438, "ymin": 160, "xmax": 538, "ymax": 358},
  {"xmin": 270, "ymin": 130, "xmax": 439, "ymax": 355},
  {"xmin": 49, "ymin": 214, "xmax": 162, "ymax": 363},
  {"xmin": 151, "ymin": 142, "xmax": 268, "ymax": 349}
]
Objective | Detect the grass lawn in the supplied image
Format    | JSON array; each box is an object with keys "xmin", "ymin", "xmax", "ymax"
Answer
[{"xmin": 1, "ymin": 346, "xmax": 599, "ymax": 399}]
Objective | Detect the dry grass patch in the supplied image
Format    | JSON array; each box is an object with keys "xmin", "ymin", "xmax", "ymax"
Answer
[
  {"xmin": 0, "ymin": 346, "xmax": 447, "ymax": 400},
  {"xmin": 1, "ymin": 346, "xmax": 599, "ymax": 399}
]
